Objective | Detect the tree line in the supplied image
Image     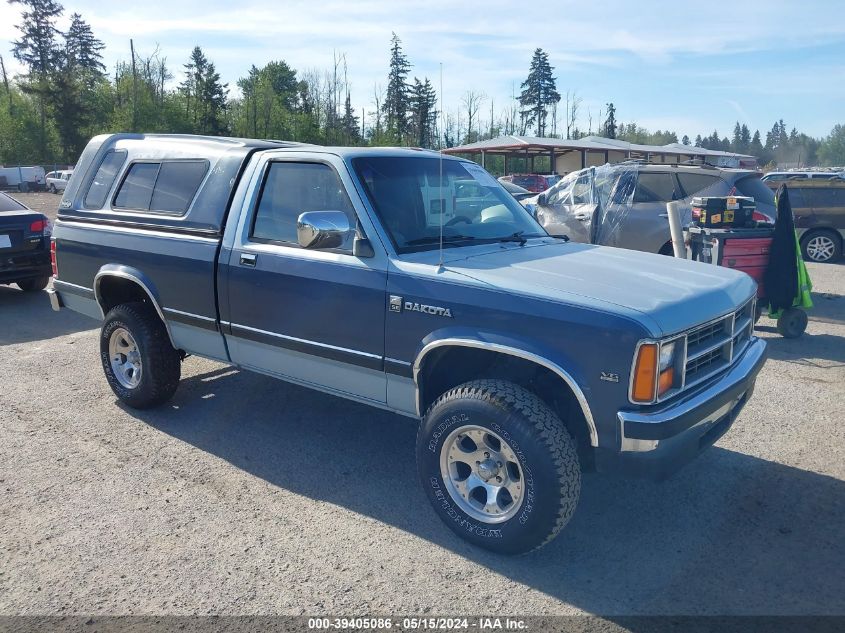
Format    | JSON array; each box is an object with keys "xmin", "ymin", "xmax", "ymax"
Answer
[{"xmin": 1, "ymin": 0, "xmax": 844, "ymax": 168}]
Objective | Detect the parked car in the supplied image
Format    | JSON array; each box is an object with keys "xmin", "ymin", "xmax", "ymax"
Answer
[
  {"xmin": 46, "ymin": 170, "xmax": 74, "ymax": 193},
  {"xmin": 0, "ymin": 191, "xmax": 52, "ymax": 291},
  {"xmin": 499, "ymin": 180, "xmax": 534, "ymax": 201},
  {"xmin": 526, "ymin": 164, "xmax": 776, "ymax": 255},
  {"xmin": 761, "ymin": 171, "xmax": 845, "ymax": 191},
  {"xmin": 498, "ymin": 174, "xmax": 551, "ymax": 193},
  {"xmin": 786, "ymin": 180, "xmax": 845, "ymax": 263},
  {"xmin": 50, "ymin": 133, "xmax": 766, "ymax": 554}
]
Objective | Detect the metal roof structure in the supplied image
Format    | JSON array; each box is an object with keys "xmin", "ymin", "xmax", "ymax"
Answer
[
  {"xmin": 442, "ymin": 135, "xmax": 757, "ymax": 173},
  {"xmin": 444, "ymin": 135, "xmax": 754, "ymax": 159}
]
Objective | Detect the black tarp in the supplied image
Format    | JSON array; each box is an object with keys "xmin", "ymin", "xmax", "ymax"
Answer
[{"xmin": 763, "ymin": 184, "xmax": 798, "ymax": 312}]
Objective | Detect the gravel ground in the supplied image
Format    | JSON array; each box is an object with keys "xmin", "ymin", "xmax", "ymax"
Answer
[{"xmin": 0, "ymin": 192, "xmax": 843, "ymax": 616}]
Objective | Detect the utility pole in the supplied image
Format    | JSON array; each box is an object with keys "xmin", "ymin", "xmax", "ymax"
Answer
[
  {"xmin": 130, "ymin": 40, "xmax": 138, "ymax": 131},
  {"xmin": 0, "ymin": 55, "xmax": 12, "ymax": 113}
]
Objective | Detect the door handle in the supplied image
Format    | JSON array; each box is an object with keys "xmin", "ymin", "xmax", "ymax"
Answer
[
  {"xmin": 239, "ymin": 253, "xmax": 257, "ymax": 267},
  {"xmin": 658, "ymin": 213, "xmax": 669, "ymax": 218}
]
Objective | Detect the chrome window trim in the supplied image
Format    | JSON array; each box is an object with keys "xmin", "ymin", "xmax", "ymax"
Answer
[
  {"xmin": 93, "ymin": 270, "xmax": 176, "ymax": 348},
  {"xmin": 54, "ymin": 218, "xmax": 221, "ymax": 242},
  {"xmin": 412, "ymin": 338, "xmax": 599, "ymax": 447},
  {"xmin": 628, "ymin": 296, "xmax": 756, "ymax": 406}
]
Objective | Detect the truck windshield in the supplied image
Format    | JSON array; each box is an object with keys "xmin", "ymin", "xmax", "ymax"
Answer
[{"xmin": 352, "ymin": 156, "xmax": 545, "ymax": 253}]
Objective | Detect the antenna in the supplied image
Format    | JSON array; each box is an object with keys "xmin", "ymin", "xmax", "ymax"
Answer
[{"xmin": 437, "ymin": 62, "xmax": 445, "ymax": 272}]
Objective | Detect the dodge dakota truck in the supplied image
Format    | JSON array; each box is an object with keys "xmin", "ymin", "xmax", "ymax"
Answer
[{"xmin": 49, "ymin": 133, "xmax": 767, "ymax": 554}]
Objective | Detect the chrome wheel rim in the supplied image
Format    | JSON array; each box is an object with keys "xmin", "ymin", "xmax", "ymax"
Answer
[
  {"xmin": 109, "ymin": 327, "xmax": 142, "ymax": 389},
  {"xmin": 807, "ymin": 236, "xmax": 835, "ymax": 262},
  {"xmin": 439, "ymin": 425, "xmax": 524, "ymax": 524}
]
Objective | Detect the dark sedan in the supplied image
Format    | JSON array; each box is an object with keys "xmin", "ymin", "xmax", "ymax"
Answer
[{"xmin": 0, "ymin": 192, "xmax": 52, "ymax": 292}]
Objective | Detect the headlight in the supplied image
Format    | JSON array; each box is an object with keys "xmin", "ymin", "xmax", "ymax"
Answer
[
  {"xmin": 659, "ymin": 342, "xmax": 675, "ymax": 371},
  {"xmin": 631, "ymin": 340, "xmax": 678, "ymax": 403}
]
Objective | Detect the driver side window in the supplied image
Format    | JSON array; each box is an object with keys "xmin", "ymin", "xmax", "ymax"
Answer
[{"xmin": 251, "ymin": 161, "xmax": 355, "ymax": 250}]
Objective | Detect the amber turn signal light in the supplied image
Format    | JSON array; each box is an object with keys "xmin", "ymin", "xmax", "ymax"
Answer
[{"xmin": 631, "ymin": 343, "xmax": 658, "ymax": 402}]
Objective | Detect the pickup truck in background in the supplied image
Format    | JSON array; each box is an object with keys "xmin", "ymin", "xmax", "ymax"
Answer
[{"xmin": 49, "ymin": 133, "xmax": 767, "ymax": 554}]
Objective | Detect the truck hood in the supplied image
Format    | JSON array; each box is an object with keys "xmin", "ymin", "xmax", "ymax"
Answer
[{"xmin": 439, "ymin": 240, "xmax": 756, "ymax": 336}]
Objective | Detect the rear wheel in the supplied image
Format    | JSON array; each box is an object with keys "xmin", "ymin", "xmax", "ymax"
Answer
[
  {"xmin": 17, "ymin": 276, "xmax": 50, "ymax": 292},
  {"xmin": 416, "ymin": 379, "xmax": 580, "ymax": 554},
  {"xmin": 48, "ymin": 184, "xmax": 57, "ymax": 194},
  {"xmin": 100, "ymin": 302, "xmax": 181, "ymax": 408},
  {"xmin": 801, "ymin": 230, "xmax": 841, "ymax": 263}
]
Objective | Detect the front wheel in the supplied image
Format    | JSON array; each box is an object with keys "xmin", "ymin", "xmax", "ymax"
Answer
[
  {"xmin": 416, "ymin": 379, "xmax": 581, "ymax": 554},
  {"xmin": 100, "ymin": 302, "xmax": 181, "ymax": 408}
]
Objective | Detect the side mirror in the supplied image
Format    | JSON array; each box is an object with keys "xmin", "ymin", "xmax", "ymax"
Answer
[
  {"xmin": 296, "ymin": 211, "xmax": 351, "ymax": 250},
  {"xmin": 537, "ymin": 193, "xmax": 548, "ymax": 206}
]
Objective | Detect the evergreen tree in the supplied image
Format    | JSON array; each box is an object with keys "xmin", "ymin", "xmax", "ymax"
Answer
[
  {"xmin": 750, "ymin": 130, "xmax": 765, "ymax": 161},
  {"xmin": 408, "ymin": 77, "xmax": 437, "ymax": 148},
  {"xmin": 10, "ymin": 0, "xmax": 64, "ymax": 160},
  {"xmin": 180, "ymin": 46, "xmax": 208, "ymax": 127},
  {"xmin": 740, "ymin": 124, "xmax": 751, "ymax": 152},
  {"xmin": 339, "ymin": 91, "xmax": 361, "ymax": 145},
  {"xmin": 236, "ymin": 65, "xmax": 260, "ymax": 137},
  {"xmin": 602, "ymin": 102, "xmax": 617, "ymax": 139},
  {"xmin": 694, "ymin": 134, "xmax": 703, "ymax": 147},
  {"xmin": 518, "ymin": 48, "xmax": 559, "ymax": 137},
  {"xmin": 682, "ymin": 134, "xmax": 690, "ymax": 145},
  {"xmin": 198, "ymin": 61, "xmax": 228, "ymax": 135},
  {"xmin": 10, "ymin": 0, "xmax": 63, "ymax": 76},
  {"xmin": 384, "ymin": 33, "xmax": 411, "ymax": 141},
  {"xmin": 64, "ymin": 13, "xmax": 105, "ymax": 77},
  {"xmin": 180, "ymin": 47, "xmax": 227, "ymax": 135},
  {"xmin": 731, "ymin": 122, "xmax": 742, "ymax": 151}
]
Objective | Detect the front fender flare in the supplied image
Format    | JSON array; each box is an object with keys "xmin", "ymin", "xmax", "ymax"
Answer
[{"xmin": 412, "ymin": 331, "xmax": 598, "ymax": 447}]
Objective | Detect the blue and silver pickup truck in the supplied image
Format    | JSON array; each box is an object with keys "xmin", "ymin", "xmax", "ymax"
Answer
[{"xmin": 50, "ymin": 133, "xmax": 767, "ymax": 554}]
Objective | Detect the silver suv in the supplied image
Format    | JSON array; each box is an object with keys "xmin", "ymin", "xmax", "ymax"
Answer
[{"xmin": 525, "ymin": 164, "xmax": 776, "ymax": 255}]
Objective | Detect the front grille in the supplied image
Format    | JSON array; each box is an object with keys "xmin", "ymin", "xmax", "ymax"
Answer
[{"xmin": 680, "ymin": 297, "xmax": 755, "ymax": 394}]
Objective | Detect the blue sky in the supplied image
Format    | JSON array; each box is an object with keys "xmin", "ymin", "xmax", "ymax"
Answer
[{"xmin": 1, "ymin": 0, "xmax": 843, "ymax": 139}]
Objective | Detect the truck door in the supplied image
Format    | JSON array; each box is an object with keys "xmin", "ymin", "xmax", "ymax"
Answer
[{"xmin": 221, "ymin": 156, "xmax": 388, "ymax": 404}]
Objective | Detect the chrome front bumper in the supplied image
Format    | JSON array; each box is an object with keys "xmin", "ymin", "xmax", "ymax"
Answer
[
  {"xmin": 618, "ymin": 337, "xmax": 767, "ymax": 449},
  {"xmin": 596, "ymin": 337, "xmax": 767, "ymax": 479}
]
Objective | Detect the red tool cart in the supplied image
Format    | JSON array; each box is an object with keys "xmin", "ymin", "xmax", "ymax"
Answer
[{"xmin": 686, "ymin": 197, "xmax": 808, "ymax": 338}]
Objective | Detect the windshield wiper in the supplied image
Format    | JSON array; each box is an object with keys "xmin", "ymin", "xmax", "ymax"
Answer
[
  {"xmin": 497, "ymin": 231, "xmax": 528, "ymax": 246},
  {"xmin": 404, "ymin": 235, "xmax": 476, "ymax": 246}
]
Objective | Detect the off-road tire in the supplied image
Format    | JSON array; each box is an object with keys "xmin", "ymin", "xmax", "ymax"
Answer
[
  {"xmin": 416, "ymin": 379, "xmax": 580, "ymax": 555},
  {"xmin": 16, "ymin": 276, "xmax": 50, "ymax": 292},
  {"xmin": 100, "ymin": 302, "xmax": 181, "ymax": 408}
]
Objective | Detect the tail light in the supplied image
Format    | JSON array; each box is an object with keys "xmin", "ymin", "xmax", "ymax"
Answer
[
  {"xmin": 50, "ymin": 239, "xmax": 57, "ymax": 277},
  {"xmin": 30, "ymin": 219, "xmax": 46, "ymax": 232}
]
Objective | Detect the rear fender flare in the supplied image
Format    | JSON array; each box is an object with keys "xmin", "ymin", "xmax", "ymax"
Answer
[{"xmin": 93, "ymin": 264, "xmax": 175, "ymax": 347}]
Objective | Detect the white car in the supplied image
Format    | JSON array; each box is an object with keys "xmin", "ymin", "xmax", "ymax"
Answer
[{"xmin": 46, "ymin": 170, "xmax": 73, "ymax": 194}]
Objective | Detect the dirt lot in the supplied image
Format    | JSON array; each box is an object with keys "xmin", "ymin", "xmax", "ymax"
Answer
[{"xmin": 1, "ymin": 192, "xmax": 844, "ymax": 616}]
